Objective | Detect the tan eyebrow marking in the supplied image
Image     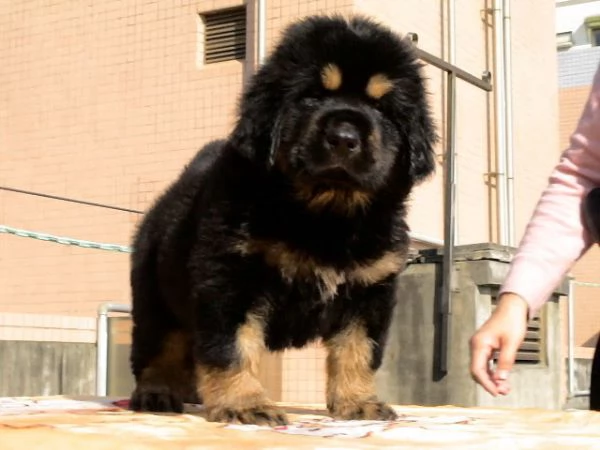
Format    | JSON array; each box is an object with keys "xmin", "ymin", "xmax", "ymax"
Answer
[
  {"xmin": 366, "ymin": 73, "xmax": 394, "ymax": 99},
  {"xmin": 321, "ymin": 63, "xmax": 342, "ymax": 91}
]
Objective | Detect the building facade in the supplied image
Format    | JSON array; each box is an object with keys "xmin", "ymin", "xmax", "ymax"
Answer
[{"xmin": 0, "ymin": 1, "xmax": 561, "ymax": 402}]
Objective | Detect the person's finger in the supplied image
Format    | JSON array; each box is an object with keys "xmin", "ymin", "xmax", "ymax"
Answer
[
  {"xmin": 469, "ymin": 335, "xmax": 499, "ymax": 396},
  {"xmin": 486, "ymin": 357, "xmax": 505, "ymax": 394},
  {"xmin": 492, "ymin": 335, "xmax": 522, "ymax": 395}
]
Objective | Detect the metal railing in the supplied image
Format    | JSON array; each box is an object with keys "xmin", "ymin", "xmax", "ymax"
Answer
[
  {"xmin": 566, "ymin": 278, "xmax": 600, "ymax": 398},
  {"xmin": 96, "ymin": 303, "xmax": 133, "ymax": 396},
  {"xmin": 408, "ymin": 35, "xmax": 494, "ymax": 374}
]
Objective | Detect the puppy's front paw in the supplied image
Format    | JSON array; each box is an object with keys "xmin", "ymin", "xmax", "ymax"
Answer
[
  {"xmin": 329, "ymin": 399, "xmax": 397, "ymax": 421},
  {"xmin": 130, "ymin": 385, "xmax": 184, "ymax": 413},
  {"xmin": 206, "ymin": 403, "xmax": 289, "ymax": 426}
]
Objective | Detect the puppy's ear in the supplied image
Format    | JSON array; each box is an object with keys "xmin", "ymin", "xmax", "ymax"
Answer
[
  {"xmin": 408, "ymin": 107, "xmax": 437, "ymax": 182},
  {"xmin": 229, "ymin": 69, "xmax": 283, "ymax": 166}
]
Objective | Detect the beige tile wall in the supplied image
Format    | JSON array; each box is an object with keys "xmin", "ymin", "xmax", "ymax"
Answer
[
  {"xmin": 0, "ymin": 312, "xmax": 96, "ymax": 343},
  {"xmin": 509, "ymin": 0, "xmax": 560, "ymax": 238},
  {"xmin": 0, "ymin": 0, "xmax": 564, "ymax": 401},
  {"xmin": 0, "ymin": 0, "xmax": 248, "ymax": 315},
  {"xmin": 0, "ymin": 0, "xmax": 560, "ymax": 314}
]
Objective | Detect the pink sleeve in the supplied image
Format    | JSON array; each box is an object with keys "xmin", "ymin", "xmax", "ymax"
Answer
[{"xmin": 499, "ymin": 65, "xmax": 600, "ymax": 316}]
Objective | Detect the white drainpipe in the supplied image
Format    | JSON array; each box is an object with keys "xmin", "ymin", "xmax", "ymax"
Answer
[
  {"xmin": 257, "ymin": 0, "xmax": 266, "ymax": 66},
  {"xmin": 447, "ymin": 0, "xmax": 458, "ymax": 245},
  {"xmin": 493, "ymin": 0, "xmax": 508, "ymax": 245},
  {"xmin": 503, "ymin": 0, "xmax": 516, "ymax": 247},
  {"xmin": 567, "ymin": 278, "xmax": 592, "ymax": 398}
]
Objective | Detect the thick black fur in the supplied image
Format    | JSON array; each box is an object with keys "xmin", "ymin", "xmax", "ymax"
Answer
[{"xmin": 129, "ymin": 15, "xmax": 436, "ymax": 423}]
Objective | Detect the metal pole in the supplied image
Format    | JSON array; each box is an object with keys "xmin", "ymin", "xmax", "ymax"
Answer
[
  {"xmin": 567, "ymin": 277, "xmax": 576, "ymax": 396},
  {"xmin": 440, "ymin": 71, "xmax": 457, "ymax": 375},
  {"xmin": 447, "ymin": 0, "xmax": 458, "ymax": 245},
  {"xmin": 493, "ymin": 0, "xmax": 508, "ymax": 245},
  {"xmin": 447, "ymin": 0, "xmax": 456, "ymax": 65},
  {"xmin": 96, "ymin": 303, "xmax": 132, "ymax": 396},
  {"xmin": 413, "ymin": 47, "xmax": 492, "ymax": 92},
  {"xmin": 503, "ymin": 0, "xmax": 516, "ymax": 247},
  {"xmin": 566, "ymin": 279, "xmax": 593, "ymax": 398},
  {"xmin": 407, "ymin": 28, "xmax": 492, "ymax": 377},
  {"xmin": 96, "ymin": 310, "xmax": 108, "ymax": 396},
  {"xmin": 257, "ymin": 0, "xmax": 266, "ymax": 66}
]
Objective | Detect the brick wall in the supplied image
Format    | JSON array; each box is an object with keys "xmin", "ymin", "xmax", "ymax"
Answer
[
  {"xmin": 0, "ymin": 0, "xmax": 565, "ymax": 402},
  {"xmin": 0, "ymin": 0, "xmax": 362, "ymax": 317},
  {"xmin": 0, "ymin": 0, "xmax": 249, "ymax": 315},
  {"xmin": 0, "ymin": 1, "xmax": 561, "ymax": 326}
]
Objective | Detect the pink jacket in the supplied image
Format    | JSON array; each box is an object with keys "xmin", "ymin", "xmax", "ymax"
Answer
[{"xmin": 500, "ymin": 65, "xmax": 600, "ymax": 316}]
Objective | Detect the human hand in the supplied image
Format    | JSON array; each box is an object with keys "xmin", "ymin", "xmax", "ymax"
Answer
[{"xmin": 469, "ymin": 293, "xmax": 529, "ymax": 396}]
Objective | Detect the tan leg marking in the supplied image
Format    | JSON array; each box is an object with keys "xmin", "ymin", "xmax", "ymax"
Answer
[
  {"xmin": 131, "ymin": 331, "xmax": 197, "ymax": 411},
  {"xmin": 325, "ymin": 321, "xmax": 397, "ymax": 420},
  {"xmin": 196, "ymin": 314, "xmax": 288, "ymax": 425}
]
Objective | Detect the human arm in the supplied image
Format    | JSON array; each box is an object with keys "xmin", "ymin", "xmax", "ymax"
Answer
[{"xmin": 470, "ymin": 65, "xmax": 600, "ymax": 396}]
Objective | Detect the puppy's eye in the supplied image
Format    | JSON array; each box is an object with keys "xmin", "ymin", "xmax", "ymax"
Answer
[
  {"xmin": 370, "ymin": 97, "xmax": 382, "ymax": 108},
  {"xmin": 367, "ymin": 96, "xmax": 384, "ymax": 111}
]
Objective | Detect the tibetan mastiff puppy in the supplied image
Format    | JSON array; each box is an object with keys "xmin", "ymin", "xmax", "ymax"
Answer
[{"xmin": 129, "ymin": 15, "xmax": 436, "ymax": 426}]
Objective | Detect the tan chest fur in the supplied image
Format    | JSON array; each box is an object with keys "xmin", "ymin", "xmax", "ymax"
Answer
[{"xmin": 235, "ymin": 239, "xmax": 405, "ymax": 300}]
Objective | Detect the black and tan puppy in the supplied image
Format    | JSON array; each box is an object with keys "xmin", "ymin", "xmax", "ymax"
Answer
[{"xmin": 129, "ymin": 14, "xmax": 436, "ymax": 426}]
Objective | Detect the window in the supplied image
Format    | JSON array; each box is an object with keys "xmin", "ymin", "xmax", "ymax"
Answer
[
  {"xmin": 592, "ymin": 28, "xmax": 600, "ymax": 47},
  {"xmin": 556, "ymin": 31, "xmax": 573, "ymax": 50},
  {"xmin": 201, "ymin": 6, "xmax": 246, "ymax": 64},
  {"xmin": 585, "ymin": 16, "xmax": 600, "ymax": 47}
]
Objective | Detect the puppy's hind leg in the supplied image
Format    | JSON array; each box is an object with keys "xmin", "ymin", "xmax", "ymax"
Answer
[
  {"xmin": 129, "ymin": 248, "xmax": 197, "ymax": 413},
  {"xmin": 130, "ymin": 325, "xmax": 198, "ymax": 413},
  {"xmin": 195, "ymin": 312, "xmax": 288, "ymax": 426}
]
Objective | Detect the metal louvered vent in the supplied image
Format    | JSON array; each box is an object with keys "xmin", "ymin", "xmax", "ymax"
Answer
[
  {"xmin": 202, "ymin": 7, "xmax": 246, "ymax": 64},
  {"xmin": 517, "ymin": 316, "xmax": 543, "ymax": 364},
  {"xmin": 491, "ymin": 297, "xmax": 543, "ymax": 364}
]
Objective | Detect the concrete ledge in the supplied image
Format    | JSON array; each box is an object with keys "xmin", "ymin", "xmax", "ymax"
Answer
[{"xmin": 0, "ymin": 341, "xmax": 96, "ymax": 396}]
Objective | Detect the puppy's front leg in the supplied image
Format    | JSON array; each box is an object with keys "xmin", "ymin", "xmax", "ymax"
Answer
[
  {"xmin": 325, "ymin": 320, "xmax": 397, "ymax": 421},
  {"xmin": 195, "ymin": 312, "xmax": 288, "ymax": 426},
  {"xmin": 324, "ymin": 278, "xmax": 398, "ymax": 421}
]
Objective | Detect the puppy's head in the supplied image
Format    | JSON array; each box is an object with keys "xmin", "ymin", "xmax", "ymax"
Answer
[{"xmin": 230, "ymin": 15, "xmax": 437, "ymax": 211}]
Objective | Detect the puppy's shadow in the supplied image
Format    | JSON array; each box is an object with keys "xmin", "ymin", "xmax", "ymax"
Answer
[{"xmin": 182, "ymin": 403, "xmax": 327, "ymax": 418}]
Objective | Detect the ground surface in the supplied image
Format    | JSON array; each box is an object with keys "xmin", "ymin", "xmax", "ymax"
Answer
[{"xmin": 1, "ymin": 396, "xmax": 599, "ymax": 449}]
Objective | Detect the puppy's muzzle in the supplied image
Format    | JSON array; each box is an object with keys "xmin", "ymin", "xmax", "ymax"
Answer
[
  {"xmin": 320, "ymin": 108, "xmax": 372, "ymax": 165},
  {"xmin": 325, "ymin": 121, "xmax": 361, "ymax": 156}
]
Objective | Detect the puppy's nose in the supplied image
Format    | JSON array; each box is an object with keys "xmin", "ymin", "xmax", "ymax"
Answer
[{"xmin": 325, "ymin": 122, "xmax": 361, "ymax": 154}]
